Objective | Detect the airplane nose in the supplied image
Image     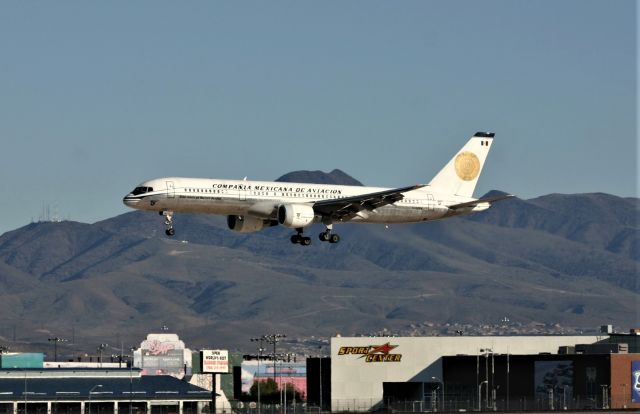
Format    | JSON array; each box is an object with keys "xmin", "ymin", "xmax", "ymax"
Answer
[{"xmin": 123, "ymin": 195, "xmax": 140, "ymax": 207}]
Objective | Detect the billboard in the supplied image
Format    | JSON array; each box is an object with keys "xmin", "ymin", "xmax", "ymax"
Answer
[
  {"xmin": 136, "ymin": 333, "xmax": 192, "ymax": 377},
  {"xmin": 241, "ymin": 360, "xmax": 307, "ymax": 397},
  {"xmin": 202, "ymin": 349, "xmax": 229, "ymax": 373},
  {"xmin": 141, "ymin": 349, "xmax": 184, "ymax": 372},
  {"xmin": 632, "ymin": 360, "xmax": 640, "ymax": 403}
]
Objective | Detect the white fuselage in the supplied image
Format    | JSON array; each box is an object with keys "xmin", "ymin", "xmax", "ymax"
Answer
[{"xmin": 123, "ymin": 177, "xmax": 486, "ymax": 224}]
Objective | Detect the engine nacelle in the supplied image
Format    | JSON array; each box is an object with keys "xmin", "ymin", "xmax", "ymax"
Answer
[
  {"xmin": 227, "ymin": 215, "xmax": 278, "ymax": 233},
  {"xmin": 277, "ymin": 204, "xmax": 316, "ymax": 228}
]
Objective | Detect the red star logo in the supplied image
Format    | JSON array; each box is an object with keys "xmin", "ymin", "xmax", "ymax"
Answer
[
  {"xmin": 369, "ymin": 342, "xmax": 397, "ymax": 354},
  {"xmin": 358, "ymin": 342, "xmax": 398, "ymax": 358}
]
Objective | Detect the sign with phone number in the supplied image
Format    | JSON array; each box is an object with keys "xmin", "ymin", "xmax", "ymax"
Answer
[{"xmin": 202, "ymin": 349, "xmax": 229, "ymax": 373}]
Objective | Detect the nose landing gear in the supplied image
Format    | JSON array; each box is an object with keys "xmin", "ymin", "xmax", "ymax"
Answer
[{"xmin": 160, "ymin": 210, "xmax": 175, "ymax": 236}]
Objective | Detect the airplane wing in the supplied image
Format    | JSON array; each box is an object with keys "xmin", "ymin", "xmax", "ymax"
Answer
[
  {"xmin": 313, "ymin": 184, "xmax": 425, "ymax": 221},
  {"xmin": 447, "ymin": 194, "xmax": 514, "ymax": 210}
]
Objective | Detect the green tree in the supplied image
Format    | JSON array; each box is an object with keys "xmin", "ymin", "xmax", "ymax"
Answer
[
  {"xmin": 249, "ymin": 378, "xmax": 303, "ymax": 403},
  {"xmin": 249, "ymin": 378, "xmax": 278, "ymax": 403}
]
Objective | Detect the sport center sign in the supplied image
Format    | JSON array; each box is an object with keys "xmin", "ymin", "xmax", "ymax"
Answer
[
  {"xmin": 202, "ymin": 349, "xmax": 229, "ymax": 373},
  {"xmin": 338, "ymin": 342, "xmax": 402, "ymax": 362}
]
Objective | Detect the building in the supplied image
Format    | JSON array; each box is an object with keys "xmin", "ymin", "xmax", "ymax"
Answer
[
  {"xmin": 442, "ymin": 352, "xmax": 640, "ymax": 411},
  {"xmin": 306, "ymin": 357, "xmax": 331, "ymax": 410},
  {"xmin": 0, "ymin": 368, "xmax": 211, "ymax": 414},
  {"xmin": 0, "ymin": 353, "xmax": 43, "ymax": 369},
  {"xmin": 330, "ymin": 335, "xmax": 600, "ymax": 412},
  {"xmin": 134, "ymin": 333, "xmax": 193, "ymax": 378},
  {"xmin": 607, "ymin": 328, "xmax": 640, "ymax": 353}
]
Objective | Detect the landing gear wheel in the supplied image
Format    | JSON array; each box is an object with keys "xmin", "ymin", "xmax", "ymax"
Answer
[
  {"xmin": 319, "ymin": 232, "xmax": 329, "ymax": 242},
  {"xmin": 290, "ymin": 230, "xmax": 311, "ymax": 246},
  {"xmin": 329, "ymin": 233, "xmax": 340, "ymax": 244},
  {"xmin": 162, "ymin": 211, "xmax": 175, "ymax": 237}
]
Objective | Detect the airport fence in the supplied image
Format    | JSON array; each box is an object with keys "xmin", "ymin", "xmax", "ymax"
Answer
[
  {"xmin": 228, "ymin": 401, "xmax": 321, "ymax": 414},
  {"xmin": 329, "ymin": 392, "xmax": 636, "ymax": 412},
  {"xmin": 224, "ymin": 391, "xmax": 638, "ymax": 414}
]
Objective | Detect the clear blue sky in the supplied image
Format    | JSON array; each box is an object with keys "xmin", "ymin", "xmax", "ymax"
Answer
[{"xmin": 0, "ymin": 1, "xmax": 636, "ymax": 234}]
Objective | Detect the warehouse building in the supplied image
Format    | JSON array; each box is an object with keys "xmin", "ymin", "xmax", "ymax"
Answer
[
  {"xmin": 442, "ymin": 351, "xmax": 639, "ymax": 411},
  {"xmin": 0, "ymin": 368, "xmax": 212, "ymax": 414},
  {"xmin": 330, "ymin": 334, "xmax": 601, "ymax": 412}
]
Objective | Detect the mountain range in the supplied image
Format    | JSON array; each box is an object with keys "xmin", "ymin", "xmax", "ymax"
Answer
[{"xmin": 0, "ymin": 169, "xmax": 637, "ymax": 357}]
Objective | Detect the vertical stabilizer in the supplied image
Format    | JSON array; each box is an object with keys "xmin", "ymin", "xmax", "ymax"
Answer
[{"xmin": 428, "ymin": 132, "xmax": 494, "ymax": 198}]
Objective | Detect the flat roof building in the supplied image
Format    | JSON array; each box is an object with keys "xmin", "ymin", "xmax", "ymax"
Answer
[
  {"xmin": 0, "ymin": 368, "xmax": 212, "ymax": 414},
  {"xmin": 330, "ymin": 335, "xmax": 600, "ymax": 412}
]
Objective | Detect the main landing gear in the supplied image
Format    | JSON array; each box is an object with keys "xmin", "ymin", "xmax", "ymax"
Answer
[
  {"xmin": 290, "ymin": 225, "xmax": 341, "ymax": 246},
  {"xmin": 319, "ymin": 231, "xmax": 340, "ymax": 244},
  {"xmin": 290, "ymin": 228, "xmax": 311, "ymax": 246},
  {"xmin": 319, "ymin": 224, "xmax": 340, "ymax": 244},
  {"xmin": 318, "ymin": 223, "xmax": 340, "ymax": 243},
  {"xmin": 160, "ymin": 210, "xmax": 175, "ymax": 236}
]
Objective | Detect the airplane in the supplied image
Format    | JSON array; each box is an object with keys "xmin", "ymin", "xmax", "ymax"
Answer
[{"xmin": 123, "ymin": 132, "xmax": 512, "ymax": 245}]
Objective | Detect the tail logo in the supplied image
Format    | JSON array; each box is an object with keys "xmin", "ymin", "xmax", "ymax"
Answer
[{"xmin": 454, "ymin": 152, "xmax": 480, "ymax": 181}]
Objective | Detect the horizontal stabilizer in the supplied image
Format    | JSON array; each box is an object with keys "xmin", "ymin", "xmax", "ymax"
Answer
[{"xmin": 448, "ymin": 194, "xmax": 514, "ymax": 210}]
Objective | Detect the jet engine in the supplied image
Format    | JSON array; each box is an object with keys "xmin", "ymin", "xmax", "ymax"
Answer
[
  {"xmin": 227, "ymin": 215, "xmax": 278, "ymax": 233},
  {"xmin": 277, "ymin": 204, "xmax": 315, "ymax": 228}
]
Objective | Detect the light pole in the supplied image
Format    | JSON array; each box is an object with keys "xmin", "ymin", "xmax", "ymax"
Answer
[
  {"xmin": 601, "ymin": 385, "xmax": 609, "ymax": 409},
  {"xmin": 283, "ymin": 358, "xmax": 288, "ymax": 414},
  {"xmin": 97, "ymin": 344, "xmax": 108, "ymax": 368},
  {"xmin": 24, "ymin": 369, "xmax": 27, "ymax": 414},
  {"xmin": 506, "ymin": 352, "xmax": 510, "ymax": 411},
  {"xmin": 476, "ymin": 353, "xmax": 479, "ymax": 411},
  {"xmin": 129, "ymin": 347, "xmax": 137, "ymax": 414},
  {"xmin": 432, "ymin": 377, "xmax": 444, "ymax": 412},
  {"xmin": 480, "ymin": 349, "xmax": 493, "ymax": 410},
  {"xmin": 48, "ymin": 337, "xmax": 67, "ymax": 363},
  {"xmin": 319, "ymin": 346, "xmax": 323, "ymax": 412},
  {"xmin": 250, "ymin": 338, "xmax": 266, "ymax": 414},
  {"xmin": 88, "ymin": 384, "xmax": 103, "ymax": 414},
  {"xmin": 262, "ymin": 334, "xmax": 285, "ymax": 382}
]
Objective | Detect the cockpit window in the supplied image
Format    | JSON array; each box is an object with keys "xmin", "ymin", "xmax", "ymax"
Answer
[{"xmin": 131, "ymin": 186, "xmax": 153, "ymax": 195}]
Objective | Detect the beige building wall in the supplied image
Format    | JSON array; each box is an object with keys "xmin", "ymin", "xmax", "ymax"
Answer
[{"xmin": 331, "ymin": 335, "xmax": 600, "ymax": 412}]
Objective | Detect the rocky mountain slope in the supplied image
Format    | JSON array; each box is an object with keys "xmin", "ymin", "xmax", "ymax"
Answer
[{"xmin": 0, "ymin": 171, "xmax": 637, "ymax": 356}]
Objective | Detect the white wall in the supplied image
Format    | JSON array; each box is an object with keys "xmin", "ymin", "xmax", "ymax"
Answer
[{"xmin": 330, "ymin": 335, "xmax": 600, "ymax": 412}]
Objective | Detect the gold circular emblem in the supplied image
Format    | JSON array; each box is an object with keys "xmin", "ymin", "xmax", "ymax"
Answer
[{"xmin": 454, "ymin": 152, "xmax": 480, "ymax": 181}]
